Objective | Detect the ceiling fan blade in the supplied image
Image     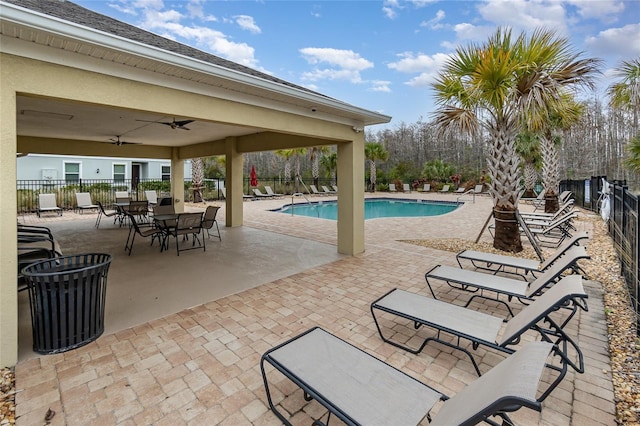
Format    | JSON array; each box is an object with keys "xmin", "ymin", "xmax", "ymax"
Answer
[{"xmin": 136, "ymin": 118, "xmax": 194, "ymax": 130}]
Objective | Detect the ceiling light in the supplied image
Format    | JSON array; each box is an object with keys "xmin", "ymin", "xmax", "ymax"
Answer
[{"xmin": 20, "ymin": 110, "xmax": 74, "ymax": 120}]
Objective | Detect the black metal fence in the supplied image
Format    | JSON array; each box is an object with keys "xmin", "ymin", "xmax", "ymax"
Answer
[
  {"xmin": 16, "ymin": 177, "xmax": 337, "ymax": 213},
  {"xmin": 560, "ymin": 176, "xmax": 639, "ymax": 334}
]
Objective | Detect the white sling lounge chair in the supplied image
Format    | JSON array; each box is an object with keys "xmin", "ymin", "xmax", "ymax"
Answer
[
  {"xmin": 426, "ymin": 245, "xmax": 589, "ymax": 318},
  {"xmin": 371, "ymin": 275, "xmax": 587, "ymax": 376},
  {"xmin": 456, "ymin": 231, "xmax": 589, "ymax": 280},
  {"xmin": 262, "ymin": 327, "xmax": 564, "ymax": 426}
]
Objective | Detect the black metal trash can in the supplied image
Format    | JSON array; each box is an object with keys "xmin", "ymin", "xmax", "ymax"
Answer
[{"xmin": 22, "ymin": 253, "xmax": 112, "ymax": 354}]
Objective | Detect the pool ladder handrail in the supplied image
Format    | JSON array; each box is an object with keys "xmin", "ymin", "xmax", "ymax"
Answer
[{"xmin": 291, "ymin": 176, "xmax": 320, "ymax": 217}]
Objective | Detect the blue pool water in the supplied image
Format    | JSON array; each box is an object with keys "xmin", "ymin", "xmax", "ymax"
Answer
[{"xmin": 275, "ymin": 198, "xmax": 459, "ymax": 220}]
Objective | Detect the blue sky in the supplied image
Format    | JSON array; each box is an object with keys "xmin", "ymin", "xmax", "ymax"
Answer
[{"xmin": 75, "ymin": 0, "xmax": 640, "ymax": 130}]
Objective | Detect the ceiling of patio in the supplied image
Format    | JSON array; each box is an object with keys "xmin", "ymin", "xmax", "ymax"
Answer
[{"xmin": 17, "ymin": 94, "xmax": 260, "ymax": 149}]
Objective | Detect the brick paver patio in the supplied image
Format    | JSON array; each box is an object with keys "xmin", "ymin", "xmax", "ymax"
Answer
[{"xmin": 15, "ymin": 192, "xmax": 616, "ymax": 425}]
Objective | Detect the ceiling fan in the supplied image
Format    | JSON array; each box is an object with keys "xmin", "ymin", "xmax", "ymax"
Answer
[
  {"xmin": 136, "ymin": 117, "xmax": 194, "ymax": 130},
  {"xmin": 108, "ymin": 136, "xmax": 140, "ymax": 146}
]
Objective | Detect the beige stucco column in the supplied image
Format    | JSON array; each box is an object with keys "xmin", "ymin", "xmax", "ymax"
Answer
[
  {"xmin": 170, "ymin": 150, "xmax": 185, "ymax": 213},
  {"xmin": 337, "ymin": 136, "xmax": 365, "ymax": 255},
  {"xmin": 225, "ymin": 137, "xmax": 243, "ymax": 227},
  {"xmin": 0, "ymin": 84, "xmax": 18, "ymax": 367}
]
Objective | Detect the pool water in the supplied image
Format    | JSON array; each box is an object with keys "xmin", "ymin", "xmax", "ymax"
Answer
[{"xmin": 275, "ymin": 198, "xmax": 460, "ymax": 220}]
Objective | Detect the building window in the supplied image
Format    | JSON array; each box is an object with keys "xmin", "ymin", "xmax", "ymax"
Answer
[
  {"xmin": 162, "ymin": 165, "xmax": 171, "ymax": 181},
  {"xmin": 64, "ymin": 162, "xmax": 80, "ymax": 183},
  {"xmin": 113, "ymin": 164, "xmax": 126, "ymax": 182}
]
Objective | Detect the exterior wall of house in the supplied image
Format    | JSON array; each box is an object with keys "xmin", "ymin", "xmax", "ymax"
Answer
[{"xmin": 17, "ymin": 154, "xmax": 189, "ymax": 181}]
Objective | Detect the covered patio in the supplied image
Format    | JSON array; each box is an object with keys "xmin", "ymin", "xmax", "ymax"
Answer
[
  {"xmin": 1, "ymin": 0, "xmax": 389, "ymax": 367},
  {"xmin": 13, "ymin": 194, "xmax": 617, "ymax": 425}
]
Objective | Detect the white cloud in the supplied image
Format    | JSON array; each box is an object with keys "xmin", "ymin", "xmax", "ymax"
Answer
[
  {"xmin": 420, "ymin": 10, "xmax": 446, "ymax": 30},
  {"xmin": 477, "ymin": 0, "xmax": 568, "ymax": 34},
  {"xmin": 567, "ymin": 0, "xmax": 625, "ymax": 22},
  {"xmin": 388, "ymin": 52, "xmax": 450, "ymax": 87},
  {"xmin": 234, "ymin": 15, "xmax": 261, "ymax": 34},
  {"xmin": 186, "ymin": 0, "xmax": 217, "ymax": 22},
  {"xmin": 370, "ymin": 80, "xmax": 392, "ymax": 92},
  {"xmin": 585, "ymin": 22, "xmax": 640, "ymax": 58},
  {"xmin": 299, "ymin": 48, "xmax": 374, "ymax": 85},
  {"xmin": 382, "ymin": 0, "xmax": 401, "ymax": 19}
]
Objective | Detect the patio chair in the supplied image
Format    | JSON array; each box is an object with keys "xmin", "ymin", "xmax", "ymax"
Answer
[
  {"xmin": 321, "ymin": 185, "xmax": 336, "ymax": 194},
  {"xmin": 253, "ymin": 188, "xmax": 273, "ymax": 198},
  {"xmin": 37, "ymin": 193, "xmax": 62, "ymax": 217},
  {"xmin": 371, "ymin": 274, "xmax": 587, "ymax": 376},
  {"xmin": 454, "ymin": 186, "xmax": 466, "ymax": 193},
  {"xmin": 18, "ymin": 224, "xmax": 63, "ymax": 290},
  {"xmin": 170, "ymin": 212, "xmax": 205, "ymax": 255},
  {"xmin": 309, "ymin": 185, "xmax": 326, "ymax": 196},
  {"xmin": 438, "ymin": 184, "xmax": 450, "ymax": 193},
  {"xmin": 262, "ymin": 327, "xmax": 566, "ymax": 426},
  {"xmin": 264, "ymin": 186, "xmax": 283, "ymax": 197},
  {"xmin": 124, "ymin": 212, "xmax": 163, "ymax": 256},
  {"xmin": 456, "ymin": 231, "xmax": 589, "ymax": 280},
  {"xmin": 523, "ymin": 212, "xmax": 577, "ymax": 248},
  {"xmin": 95, "ymin": 201, "xmax": 119, "ymax": 228},
  {"xmin": 75, "ymin": 192, "xmax": 98, "ymax": 214},
  {"xmin": 425, "ymin": 245, "xmax": 590, "ymax": 318},
  {"xmin": 202, "ymin": 205, "xmax": 221, "ymax": 240},
  {"xmin": 402, "ymin": 183, "xmax": 411, "ymax": 192},
  {"xmin": 520, "ymin": 199, "xmax": 575, "ymax": 221},
  {"xmin": 126, "ymin": 200, "xmax": 150, "ymax": 224},
  {"xmin": 331, "ymin": 184, "xmax": 338, "ymax": 192},
  {"xmin": 145, "ymin": 190, "xmax": 158, "ymax": 206},
  {"xmin": 422, "ymin": 183, "xmax": 431, "ymax": 192},
  {"xmin": 388, "ymin": 183, "xmax": 397, "ymax": 192}
]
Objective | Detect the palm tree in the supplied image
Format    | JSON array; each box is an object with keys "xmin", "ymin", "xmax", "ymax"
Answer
[
  {"xmin": 539, "ymin": 98, "xmax": 584, "ymax": 212},
  {"xmin": 191, "ymin": 157, "xmax": 204, "ymax": 203},
  {"xmin": 320, "ymin": 151, "xmax": 338, "ymax": 184},
  {"xmin": 432, "ymin": 27, "xmax": 600, "ymax": 252},
  {"xmin": 365, "ymin": 142, "xmax": 389, "ymax": 192},
  {"xmin": 608, "ymin": 58, "xmax": 640, "ymax": 135},
  {"xmin": 623, "ymin": 135, "xmax": 640, "ymax": 173},
  {"xmin": 310, "ymin": 146, "xmax": 330, "ymax": 187},
  {"xmin": 275, "ymin": 149, "xmax": 295, "ymax": 189},
  {"xmin": 515, "ymin": 131, "xmax": 542, "ymax": 198}
]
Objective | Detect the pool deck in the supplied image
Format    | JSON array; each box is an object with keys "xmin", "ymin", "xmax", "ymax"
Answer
[{"xmin": 14, "ymin": 191, "xmax": 617, "ymax": 425}]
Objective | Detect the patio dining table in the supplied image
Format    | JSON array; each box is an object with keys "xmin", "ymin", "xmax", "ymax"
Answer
[{"xmin": 153, "ymin": 213, "xmax": 179, "ymax": 251}]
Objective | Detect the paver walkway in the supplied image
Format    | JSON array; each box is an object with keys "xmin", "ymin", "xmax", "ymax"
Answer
[{"xmin": 15, "ymin": 193, "xmax": 616, "ymax": 425}]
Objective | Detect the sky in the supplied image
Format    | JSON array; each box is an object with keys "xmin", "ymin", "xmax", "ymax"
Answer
[{"xmin": 73, "ymin": 0, "xmax": 640, "ymax": 130}]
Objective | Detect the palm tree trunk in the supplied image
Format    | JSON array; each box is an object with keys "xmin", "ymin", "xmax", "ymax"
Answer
[
  {"xmin": 540, "ymin": 134, "xmax": 560, "ymax": 213},
  {"xmin": 370, "ymin": 161, "xmax": 377, "ymax": 192},
  {"xmin": 487, "ymin": 122, "xmax": 523, "ymax": 253},
  {"xmin": 191, "ymin": 157, "xmax": 204, "ymax": 203}
]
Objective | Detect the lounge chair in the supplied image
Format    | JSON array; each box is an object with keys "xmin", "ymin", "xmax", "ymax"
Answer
[
  {"xmin": 75, "ymin": 192, "xmax": 98, "ymax": 214},
  {"xmin": 520, "ymin": 199, "xmax": 574, "ymax": 220},
  {"xmin": 264, "ymin": 186, "xmax": 283, "ymax": 197},
  {"xmin": 456, "ymin": 231, "xmax": 589, "ymax": 280},
  {"xmin": 425, "ymin": 245, "xmax": 590, "ymax": 317},
  {"xmin": 145, "ymin": 190, "xmax": 158, "ymax": 206},
  {"xmin": 402, "ymin": 183, "xmax": 411, "ymax": 192},
  {"xmin": 321, "ymin": 185, "xmax": 336, "ymax": 194},
  {"xmin": 202, "ymin": 205, "xmax": 221, "ymax": 240},
  {"xmin": 454, "ymin": 186, "xmax": 466, "ymax": 193},
  {"xmin": 331, "ymin": 185, "xmax": 338, "ymax": 192},
  {"xmin": 253, "ymin": 188, "xmax": 273, "ymax": 198},
  {"xmin": 114, "ymin": 191, "xmax": 130, "ymax": 203},
  {"xmin": 438, "ymin": 184, "xmax": 450, "ymax": 193},
  {"xmin": 523, "ymin": 212, "xmax": 577, "ymax": 248},
  {"xmin": 221, "ymin": 187, "xmax": 253, "ymax": 200},
  {"xmin": 309, "ymin": 185, "xmax": 327, "ymax": 196},
  {"xmin": 388, "ymin": 183, "xmax": 397, "ymax": 192},
  {"xmin": 262, "ymin": 327, "xmax": 567, "ymax": 426},
  {"xmin": 422, "ymin": 183, "xmax": 430, "ymax": 192},
  {"xmin": 371, "ymin": 274, "xmax": 587, "ymax": 376},
  {"xmin": 37, "ymin": 193, "xmax": 62, "ymax": 217}
]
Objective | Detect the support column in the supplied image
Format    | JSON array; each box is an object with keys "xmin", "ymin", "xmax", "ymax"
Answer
[
  {"xmin": 0, "ymin": 86, "xmax": 18, "ymax": 367},
  {"xmin": 337, "ymin": 136, "xmax": 365, "ymax": 255},
  {"xmin": 225, "ymin": 137, "xmax": 244, "ymax": 227},
  {"xmin": 171, "ymin": 150, "xmax": 185, "ymax": 213}
]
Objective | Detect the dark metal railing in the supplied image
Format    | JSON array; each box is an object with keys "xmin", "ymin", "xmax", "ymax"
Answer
[
  {"xmin": 16, "ymin": 177, "xmax": 338, "ymax": 213},
  {"xmin": 560, "ymin": 177, "xmax": 639, "ymax": 335}
]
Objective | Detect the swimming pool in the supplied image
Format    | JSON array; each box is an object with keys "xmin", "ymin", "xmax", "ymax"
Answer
[{"xmin": 275, "ymin": 198, "xmax": 460, "ymax": 220}]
